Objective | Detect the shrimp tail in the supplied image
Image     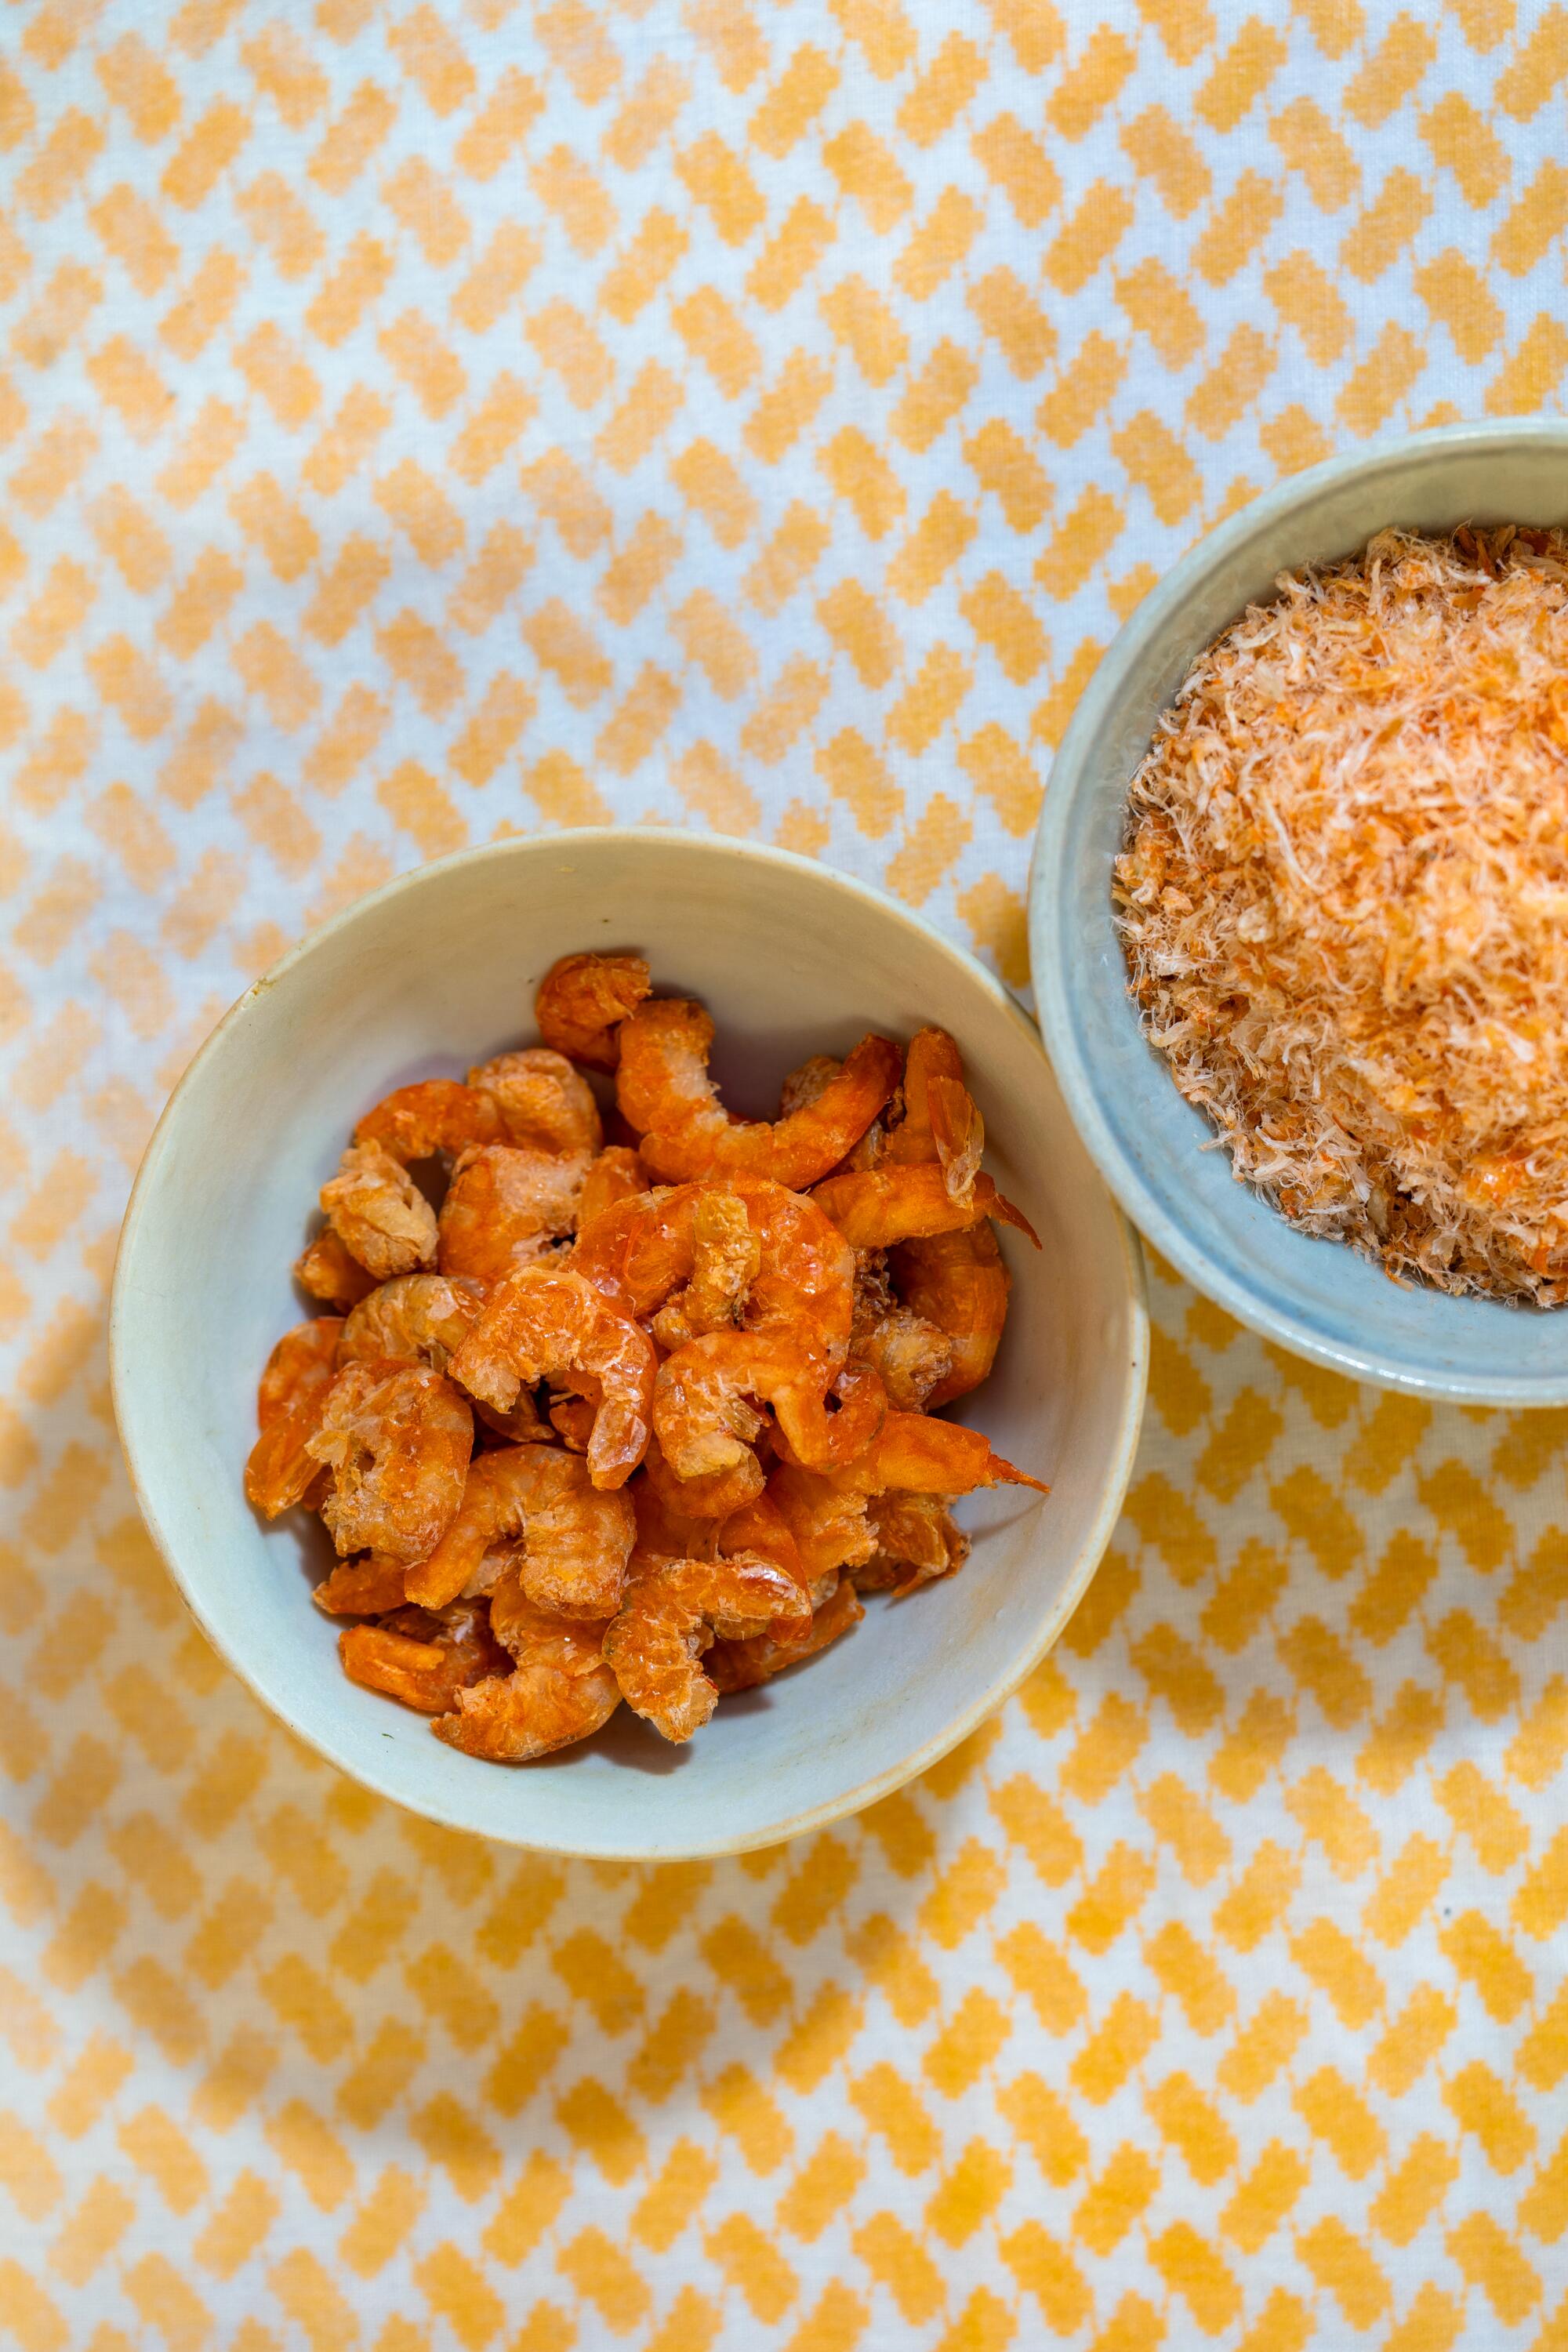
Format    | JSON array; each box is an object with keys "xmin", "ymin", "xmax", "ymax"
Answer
[
  {"xmin": 993, "ymin": 1192, "xmax": 1042, "ymax": 1248},
  {"xmin": 832, "ymin": 1410, "xmax": 1048, "ymax": 1497}
]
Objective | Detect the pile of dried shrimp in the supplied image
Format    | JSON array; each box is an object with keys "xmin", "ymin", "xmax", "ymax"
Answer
[{"xmin": 245, "ymin": 950, "xmax": 1045, "ymax": 1763}]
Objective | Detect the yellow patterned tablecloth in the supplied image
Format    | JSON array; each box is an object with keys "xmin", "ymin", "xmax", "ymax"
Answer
[{"xmin": 5, "ymin": 2, "xmax": 1568, "ymax": 2344}]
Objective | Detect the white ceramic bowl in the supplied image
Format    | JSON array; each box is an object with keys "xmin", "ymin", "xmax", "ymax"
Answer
[
  {"xmin": 113, "ymin": 831, "xmax": 1147, "ymax": 1857},
  {"xmin": 1031, "ymin": 419, "xmax": 1568, "ymax": 1406}
]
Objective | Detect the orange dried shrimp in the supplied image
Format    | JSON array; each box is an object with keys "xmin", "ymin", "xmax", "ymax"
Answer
[{"xmin": 245, "ymin": 956, "xmax": 1046, "ymax": 1763}]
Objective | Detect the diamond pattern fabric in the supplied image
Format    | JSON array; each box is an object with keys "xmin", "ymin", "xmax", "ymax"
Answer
[{"xmin": 4, "ymin": 2, "xmax": 1568, "ymax": 2345}]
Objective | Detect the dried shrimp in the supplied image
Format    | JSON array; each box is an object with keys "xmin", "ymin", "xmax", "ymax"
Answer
[
  {"xmin": 338, "ymin": 1272, "xmax": 479, "ymax": 1375},
  {"xmin": 710, "ymin": 1574, "xmax": 865, "ymax": 1693},
  {"xmin": 891, "ymin": 1224, "xmax": 1011, "ymax": 1407},
  {"xmin": 451, "ymin": 1263, "xmax": 655, "ymax": 1490},
  {"xmin": 355, "ymin": 1079, "xmax": 503, "ymax": 1165},
  {"xmin": 437, "ymin": 1144, "xmax": 583, "ymax": 1288},
  {"xmin": 305, "ymin": 1360, "xmax": 473, "ymax": 1563},
  {"xmin": 603, "ymin": 1552, "xmax": 811, "ymax": 1742},
  {"xmin": 312, "ymin": 1554, "xmax": 409, "ymax": 1616},
  {"xmin": 320, "ymin": 1141, "xmax": 438, "ymax": 1280},
  {"xmin": 577, "ymin": 1145, "xmax": 650, "ymax": 1225},
  {"xmin": 405, "ymin": 1442, "xmax": 634, "ymax": 1619},
  {"xmin": 245, "ymin": 1318, "xmax": 343, "ymax": 1517},
  {"xmin": 618, "ymin": 999, "xmax": 901, "ymax": 1185},
  {"xmin": 340, "ymin": 1598, "xmax": 507, "ymax": 1713},
  {"xmin": 535, "ymin": 951, "xmax": 652, "ymax": 1070},
  {"xmin": 812, "ymin": 1161, "xmax": 1036, "ymax": 1250},
  {"xmin": 245, "ymin": 956, "xmax": 1045, "ymax": 1766},
  {"xmin": 295, "ymin": 1229, "xmax": 377, "ymax": 1309},
  {"xmin": 434, "ymin": 1575, "xmax": 622, "ymax": 1760},
  {"xmin": 466, "ymin": 1047, "xmax": 601, "ymax": 1159}
]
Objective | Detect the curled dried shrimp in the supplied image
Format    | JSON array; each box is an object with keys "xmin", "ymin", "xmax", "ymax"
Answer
[
  {"xmin": 452, "ymin": 1263, "xmax": 655, "ymax": 1490},
  {"xmin": 883, "ymin": 1027, "xmax": 985, "ymax": 1204},
  {"xmin": 603, "ymin": 1552, "xmax": 811, "ymax": 1742},
  {"xmin": 849, "ymin": 1254, "xmax": 954, "ymax": 1413},
  {"xmin": 618, "ymin": 998, "xmax": 901, "ymax": 1185},
  {"xmin": 768, "ymin": 1462, "xmax": 880, "ymax": 1588},
  {"xmin": 467, "ymin": 1047, "xmax": 601, "ymax": 1159},
  {"xmin": 338, "ymin": 1272, "xmax": 479, "ymax": 1374},
  {"xmin": 246, "ymin": 953, "xmax": 1045, "ymax": 1765},
  {"xmin": 631, "ymin": 1468, "xmax": 717, "ymax": 1567},
  {"xmin": 641, "ymin": 1424, "xmax": 765, "ymax": 1519},
  {"xmin": 321, "ymin": 1141, "xmax": 438, "ymax": 1279},
  {"xmin": 312, "ymin": 1554, "xmax": 409, "ymax": 1616},
  {"xmin": 649, "ymin": 1188, "xmax": 760, "ymax": 1351},
  {"xmin": 295, "ymin": 1229, "xmax": 377, "ymax": 1309},
  {"xmin": 713, "ymin": 1487, "xmax": 807, "ymax": 1592},
  {"xmin": 355, "ymin": 1079, "xmax": 503, "ymax": 1164},
  {"xmin": 306, "ymin": 1359, "xmax": 473, "ymax": 1563},
  {"xmin": 572, "ymin": 1175, "xmax": 869, "ymax": 1479},
  {"xmin": 891, "ymin": 1224, "xmax": 1011, "ymax": 1408},
  {"xmin": 825, "ymin": 1409, "xmax": 1046, "ymax": 1497},
  {"xmin": 437, "ymin": 1143, "xmax": 583, "ymax": 1288},
  {"xmin": 858, "ymin": 1494, "xmax": 971, "ymax": 1598},
  {"xmin": 434, "ymin": 1575, "xmax": 622, "ymax": 1760},
  {"xmin": 245, "ymin": 1318, "xmax": 343, "ymax": 1517},
  {"xmin": 577, "ymin": 1145, "xmax": 650, "ymax": 1225},
  {"xmin": 340, "ymin": 1598, "xmax": 506, "ymax": 1712},
  {"xmin": 710, "ymin": 1574, "xmax": 865, "ymax": 1693},
  {"xmin": 535, "ymin": 951, "xmax": 652, "ymax": 1070},
  {"xmin": 812, "ymin": 1160, "xmax": 1036, "ymax": 1250},
  {"xmin": 405, "ymin": 1442, "xmax": 634, "ymax": 1619}
]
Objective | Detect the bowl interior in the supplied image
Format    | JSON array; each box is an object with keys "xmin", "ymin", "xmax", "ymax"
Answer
[
  {"xmin": 1031, "ymin": 422, "xmax": 1568, "ymax": 1404},
  {"xmin": 114, "ymin": 833, "xmax": 1145, "ymax": 1857}
]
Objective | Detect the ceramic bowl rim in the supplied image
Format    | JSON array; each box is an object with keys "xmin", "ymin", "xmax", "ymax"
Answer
[
  {"xmin": 111, "ymin": 827, "xmax": 1149, "ymax": 1856},
  {"xmin": 1030, "ymin": 417, "xmax": 1568, "ymax": 1407}
]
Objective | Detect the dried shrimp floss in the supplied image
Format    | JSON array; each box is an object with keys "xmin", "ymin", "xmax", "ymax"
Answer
[
  {"xmin": 245, "ymin": 949, "xmax": 1047, "ymax": 1767},
  {"xmin": 1116, "ymin": 525, "xmax": 1568, "ymax": 1305}
]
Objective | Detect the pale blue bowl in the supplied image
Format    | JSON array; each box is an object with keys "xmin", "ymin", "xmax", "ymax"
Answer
[{"xmin": 1030, "ymin": 419, "xmax": 1568, "ymax": 1405}]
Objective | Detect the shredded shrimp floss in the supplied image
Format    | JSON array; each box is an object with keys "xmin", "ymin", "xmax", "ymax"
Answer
[{"xmin": 1116, "ymin": 525, "xmax": 1568, "ymax": 1304}]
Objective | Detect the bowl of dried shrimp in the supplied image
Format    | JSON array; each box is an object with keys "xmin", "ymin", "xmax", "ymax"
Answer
[
  {"xmin": 1032, "ymin": 417, "xmax": 1568, "ymax": 1406},
  {"xmin": 113, "ymin": 830, "xmax": 1147, "ymax": 1857}
]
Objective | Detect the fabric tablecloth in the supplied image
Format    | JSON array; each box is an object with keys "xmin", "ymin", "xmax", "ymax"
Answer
[{"xmin": 5, "ymin": 2, "xmax": 1568, "ymax": 2343}]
